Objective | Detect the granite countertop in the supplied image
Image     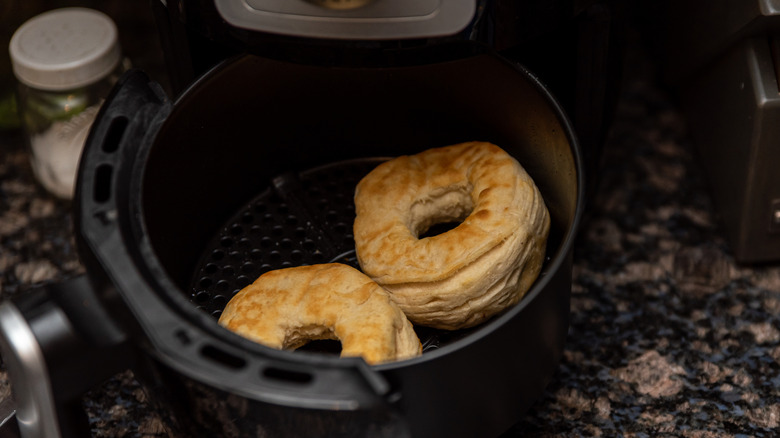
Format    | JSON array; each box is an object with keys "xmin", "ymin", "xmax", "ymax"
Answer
[{"xmin": 1, "ymin": 28, "xmax": 780, "ymax": 437}]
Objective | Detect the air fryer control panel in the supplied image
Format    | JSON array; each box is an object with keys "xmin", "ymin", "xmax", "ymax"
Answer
[{"xmin": 215, "ymin": 0, "xmax": 476, "ymax": 39}]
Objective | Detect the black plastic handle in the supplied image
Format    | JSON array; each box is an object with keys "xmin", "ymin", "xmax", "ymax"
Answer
[
  {"xmin": 0, "ymin": 276, "xmax": 133, "ymax": 438},
  {"xmin": 69, "ymin": 65, "xmax": 410, "ymax": 436}
]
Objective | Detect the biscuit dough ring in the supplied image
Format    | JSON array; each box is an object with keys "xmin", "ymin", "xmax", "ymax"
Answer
[
  {"xmin": 218, "ymin": 263, "xmax": 422, "ymax": 365},
  {"xmin": 353, "ymin": 141, "xmax": 550, "ymax": 330}
]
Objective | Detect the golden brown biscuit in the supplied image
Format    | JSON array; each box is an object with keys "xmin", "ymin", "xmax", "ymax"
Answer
[
  {"xmin": 353, "ymin": 141, "xmax": 550, "ymax": 330},
  {"xmin": 218, "ymin": 263, "xmax": 422, "ymax": 365}
]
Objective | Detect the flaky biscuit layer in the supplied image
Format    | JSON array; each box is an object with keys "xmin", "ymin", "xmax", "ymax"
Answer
[
  {"xmin": 354, "ymin": 141, "xmax": 550, "ymax": 330},
  {"xmin": 219, "ymin": 263, "xmax": 422, "ymax": 364}
]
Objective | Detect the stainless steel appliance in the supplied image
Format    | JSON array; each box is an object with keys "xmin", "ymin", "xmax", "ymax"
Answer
[{"xmin": 664, "ymin": 0, "xmax": 780, "ymax": 263}]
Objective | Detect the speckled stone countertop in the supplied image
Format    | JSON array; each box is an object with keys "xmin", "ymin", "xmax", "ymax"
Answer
[{"xmin": 1, "ymin": 38, "xmax": 780, "ymax": 437}]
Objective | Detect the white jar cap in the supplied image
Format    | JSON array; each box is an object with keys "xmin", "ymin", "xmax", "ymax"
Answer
[{"xmin": 9, "ymin": 8, "xmax": 121, "ymax": 91}]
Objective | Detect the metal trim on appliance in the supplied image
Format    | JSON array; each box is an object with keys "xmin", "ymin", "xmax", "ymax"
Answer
[
  {"xmin": 677, "ymin": 36, "xmax": 780, "ymax": 262},
  {"xmin": 0, "ymin": 303, "xmax": 61, "ymax": 438},
  {"xmin": 214, "ymin": 0, "xmax": 476, "ymax": 40}
]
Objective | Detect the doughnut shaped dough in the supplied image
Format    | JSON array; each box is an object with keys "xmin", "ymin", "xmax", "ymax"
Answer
[
  {"xmin": 353, "ymin": 141, "xmax": 550, "ymax": 330},
  {"xmin": 219, "ymin": 264, "xmax": 422, "ymax": 364}
]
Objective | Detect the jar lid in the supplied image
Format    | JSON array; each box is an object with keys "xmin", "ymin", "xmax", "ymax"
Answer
[{"xmin": 9, "ymin": 8, "xmax": 121, "ymax": 91}]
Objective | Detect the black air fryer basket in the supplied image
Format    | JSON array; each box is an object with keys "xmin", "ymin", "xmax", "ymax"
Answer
[{"xmin": 0, "ymin": 46, "xmax": 583, "ymax": 437}]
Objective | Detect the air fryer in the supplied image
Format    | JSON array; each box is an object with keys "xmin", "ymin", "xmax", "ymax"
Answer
[{"xmin": 0, "ymin": 1, "xmax": 597, "ymax": 437}]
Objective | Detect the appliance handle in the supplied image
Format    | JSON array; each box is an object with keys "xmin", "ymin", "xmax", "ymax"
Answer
[{"xmin": 0, "ymin": 276, "xmax": 133, "ymax": 438}]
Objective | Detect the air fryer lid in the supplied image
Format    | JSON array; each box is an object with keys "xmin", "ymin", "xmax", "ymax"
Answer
[{"xmin": 75, "ymin": 49, "xmax": 581, "ymax": 437}]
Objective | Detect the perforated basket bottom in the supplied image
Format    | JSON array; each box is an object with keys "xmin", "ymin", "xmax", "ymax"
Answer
[{"xmin": 188, "ymin": 158, "xmax": 479, "ymax": 354}]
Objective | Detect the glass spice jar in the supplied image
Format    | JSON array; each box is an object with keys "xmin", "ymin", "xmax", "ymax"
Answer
[{"xmin": 9, "ymin": 7, "xmax": 128, "ymax": 199}]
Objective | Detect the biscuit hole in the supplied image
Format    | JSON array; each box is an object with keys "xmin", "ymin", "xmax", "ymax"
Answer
[
  {"xmin": 419, "ymin": 221, "xmax": 462, "ymax": 239},
  {"xmin": 409, "ymin": 185, "xmax": 473, "ymax": 238},
  {"xmin": 297, "ymin": 339, "xmax": 343, "ymax": 355}
]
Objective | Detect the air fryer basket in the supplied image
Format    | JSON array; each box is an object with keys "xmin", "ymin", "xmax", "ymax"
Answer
[
  {"xmin": 190, "ymin": 157, "xmax": 497, "ymax": 352},
  {"xmin": 68, "ymin": 48, "xmax": 582, "ymax": 438}
]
